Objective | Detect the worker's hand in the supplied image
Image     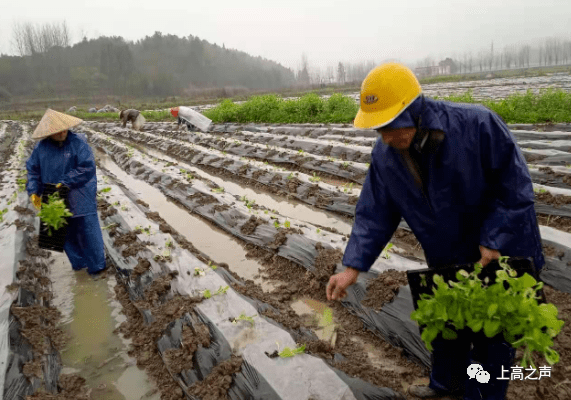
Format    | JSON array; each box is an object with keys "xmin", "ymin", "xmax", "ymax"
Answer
[
  {"xmin": 477, "ymin": 245, "xmax": 501, "ymax": 267},
  {"xmin": 326, "ymin": 267, "xmax": 360, "ymax": 301},
  {"xmin": 30, "ymin": 194, "xmax": 41, "ymax": 210},
  {"xmin": 55, "ymin": 183, "xmax": 62, "ymax": 188}
]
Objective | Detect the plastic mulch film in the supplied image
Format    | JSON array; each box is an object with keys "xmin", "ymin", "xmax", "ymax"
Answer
[
  {"xmin": 90, "ymin": 134, "xmax": 433, "ymax": 371},
  {"xmin": 87, "ymin": 127, "xmax": 361, "ymax": 217},
  {"xmin": 88, "ymin": 126, "xmax": 571, "ymax": 373},
  {"xmin": 97, "ymin": 177, "xmax": 406, "ymax": 400}
]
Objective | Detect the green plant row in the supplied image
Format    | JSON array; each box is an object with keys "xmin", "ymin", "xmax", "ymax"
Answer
[
  {"xmin": 202, "ymin": 88, "xmax": 571, "ymax": 125},
  {"xmin": 3, "ymin": 88, "xmax": 571, "ymax": 124},
  {"xmin": 202, "ymin": 93, "xmax": 360, "ymax": 124}
]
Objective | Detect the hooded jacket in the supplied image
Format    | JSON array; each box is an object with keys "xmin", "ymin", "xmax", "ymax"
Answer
[
  {"xmin": 343, "ymin": 97, "xmax": 544, "ymax": 271},
  {"xmin": 26, "ymin": 131, "xmax": 98, "ymax": 218}
]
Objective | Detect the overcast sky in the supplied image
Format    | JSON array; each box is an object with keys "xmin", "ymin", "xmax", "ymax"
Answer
[{"xmin": 2, "ymin": 0, "xmax": 571, "ymax": 72}]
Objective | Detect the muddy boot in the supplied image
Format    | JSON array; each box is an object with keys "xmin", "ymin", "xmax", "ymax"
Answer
[{"xmin": 408, "ymin": 385, "xmax": 461, "ymax": 399}]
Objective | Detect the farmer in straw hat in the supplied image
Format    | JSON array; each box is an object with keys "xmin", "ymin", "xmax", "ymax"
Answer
[
  {"xmin": 26, "ymin": 109, "xmax": 106, "ymax": 275},
  {"xmin": 326, "ymin": 63, "xmax": 544, "ymax": 399}
]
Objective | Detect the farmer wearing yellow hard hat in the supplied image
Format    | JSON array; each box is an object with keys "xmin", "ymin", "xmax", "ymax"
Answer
[
  {"xmin": 26, "ymin": 109, "xmax": 107, "ymax": 276},
  {"xmin": 327, "ymin": 63, "xmax": 544, "ymax": 399}
]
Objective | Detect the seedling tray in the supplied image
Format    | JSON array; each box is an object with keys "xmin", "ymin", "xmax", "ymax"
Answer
[
  {"xmin": 38, "ymin": 183, "xmax": 71, "ymax": 253},
  {"xmin": 407, "ymin": 257, "xmax": 545, "ymax": 311}
]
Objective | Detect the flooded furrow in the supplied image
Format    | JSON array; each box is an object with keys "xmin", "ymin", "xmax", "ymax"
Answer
[
  {"xmin": 50, "ymin": 251, "xmax": 160, "ymax": 400},
  {"xmin": 94, "ymin": 148, "xmax": 277, "ymax": 289},
  {"xmin": 111, "ymin": 138, "xmax": 354, "ymax": 236}
]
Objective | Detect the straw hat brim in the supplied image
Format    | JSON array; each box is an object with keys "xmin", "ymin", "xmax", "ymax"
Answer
[{"xmin": 32, "ymin": 109, "xmax": 84, "ymax": 140}]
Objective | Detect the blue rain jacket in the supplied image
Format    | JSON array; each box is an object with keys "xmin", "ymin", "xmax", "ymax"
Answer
[
  {"xmin": 26, "ymin": 131, "xmax": 98, "ymax": 218},
  {"xmin": 343, "ymin": 97, "xmax": 544, "ymax": 271}
]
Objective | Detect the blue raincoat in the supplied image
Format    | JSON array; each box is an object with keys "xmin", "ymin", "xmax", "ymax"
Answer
[
  {"xmin": 343, "ymin": 96, "xmax": 544, "ymax": 400},
  {"xmin": 343, "ymin": 97, "xmax": 544, "ymax": 272},
  {"xmin": 26, "ymin": 131, "xmax": 106, "ymax": 274}
]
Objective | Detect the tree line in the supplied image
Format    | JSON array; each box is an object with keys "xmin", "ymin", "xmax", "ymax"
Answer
[
  {"xmin": 417, "ymin": 37, "xmax": 571, "ymax": 74},
  {"xmin": 0, "ymin": 21, "xmax": 296, "ymax": 101}
]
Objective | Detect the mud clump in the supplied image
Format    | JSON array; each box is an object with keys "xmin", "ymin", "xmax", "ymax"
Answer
[
  {"xmin": 361, "ymin": 270, "xmax": 409, "ymax": 311},
  {"xmin": 543, "ymin": 244, "xmax": 565, "ymax": 259},
  {"xmin": 187, "ymin": 356, "xmax": 243, "ymax": 400},
  {"xmin": 132, "ymin": 258, "xmax": 152, "ymax": 278},
  {"xmin": 240, "ymin": 215, "xmax": 264, "ymax": 235},
  {"xmin": 270, "ymin": 174, "xmax": 282, "ymax": 184},
  {"xmin": 211, "ymin": 204, "xmax": 231, "ymax": 214},
  {"xmin": 524, "ymin": 153, "xmax": 547, "ymax": 163},
  {"xmin": 286, "ymin": 177, "xmax": 302, "ymax": 193},
  {"xmin": 14, "ymin": 205, "xmax": 35, "ymax": 216},
  {"xmin": 268, "ymin": 227, "xmax": 303, "ymax": 249},
  {"xmin": 251, "ymin": 170, "xmax": 267, "ymax": 180},
  {"xmin": 136, "ymin": 199, "xmax": 150, "ymax": 208},
  {"xmin": 535, "ymin": 191, "xmax": 571, "ymax": 207},
  {"xmin": 187, "ymin": 192, "xmax": 218, "ymax": 206},
  {"xmin": 313, "ymin": 242, "xmax": 343, "ymax": 284},
  {"xmin": 537, "ymin": 214, "xmax": 571, "ymax": 234}
]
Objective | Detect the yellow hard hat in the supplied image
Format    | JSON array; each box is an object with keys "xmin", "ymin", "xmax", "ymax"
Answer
[{"xmin": 354, "ymin": 63, "xmax": 422, "ymax": 130}]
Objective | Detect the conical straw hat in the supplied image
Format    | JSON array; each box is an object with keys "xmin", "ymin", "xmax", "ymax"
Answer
[{"xmin": 32, "ymin": 109, "xmax": 84, "ymax": 140}]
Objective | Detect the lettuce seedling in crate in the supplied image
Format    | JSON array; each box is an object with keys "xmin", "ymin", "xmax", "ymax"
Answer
[
  {"xmin": 410, "ymin": 256, "xmax": 564, "ymax": 368},
  {"xmin": 37, "ymin": 192, "xmax": 73, "ymax": 236}
]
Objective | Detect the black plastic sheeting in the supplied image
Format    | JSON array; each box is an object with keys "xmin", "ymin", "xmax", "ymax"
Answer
[
  {"xmin": 90, "ymin": 128, "xmax": 360, "ymax": 217},
  {"xmin": 528, "ymin": 169, "xmax": 571, "ymax": 190},
  {"xmin": 509, "ymin": 123, "xmax": 571, "ymax": 133},
  {"xmin": 99, "ymin": 198, "xmax": 406, "ymax": 399},
  {"xmin": 165, "ymin": 129, "xmax": 369, "ymax": 184},
  {"xmin": 89, "ymin": 133, "xmax": 432, "ymax": 373},
  {"xmin": 183, "ymin": 129, "xmax": 374, "ymax": 164},
  {"xmin": 3, "ymin": 255, "xmax": 61, "ymax": 399},
  {"xmin": 100, "ymin": 123, "xmax": 369, "ymax": 185}
]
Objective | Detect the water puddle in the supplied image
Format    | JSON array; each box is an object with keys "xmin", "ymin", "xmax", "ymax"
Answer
[
  {"xmin": 94, "ymin": 148, "xmax": 275, "ymax": 291},
  {"xmin": 121, "ymin": 141, "xmax": 353, "ymax": 236},
  {"xmin": 51, "ymin": 252, "xmax": 160, "ymax": 400},
  {"xmin": 290, "ymin": 297, "xmax": 337, "ymax": 346}
]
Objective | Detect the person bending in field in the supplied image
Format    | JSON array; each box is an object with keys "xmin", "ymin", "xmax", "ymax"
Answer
[
  {"xmin": 119, "ymin": 108, "xmax": 145, "ymax": 131},
  {"xmin": 326, "ymin": 63, "xmax": 544, "ymax": 400},
  {"xmin": 26, "ymin": 109, "xmax": 107, "ymax": 276}
]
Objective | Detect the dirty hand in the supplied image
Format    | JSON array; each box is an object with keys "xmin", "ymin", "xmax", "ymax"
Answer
[
  {"xmin": 30, "ymin": 194, "xmax": 41, "ymax": 210},
  {"xmin": 327, "ymin": 267, "xmax": 360, "ymax": 301},
  {"xmin": 477, "ymin": 245, "xmax": 501, "ymax": 267}
]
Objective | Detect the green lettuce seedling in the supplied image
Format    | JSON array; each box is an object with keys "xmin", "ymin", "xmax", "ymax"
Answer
[
  {"xmin": 37, "ymin": 192, "xmax": 73, "ymax": 236},
  {"xmin": 279, "ymin": 344, "xmax": 306, "ymax": 358},
  {"xmin": 381, "ymin": 243, "xmax": 394, "ymax": 259},
  {"xmin": 232, "ymin": 312, "xmax": 256, "ymax": 327}
]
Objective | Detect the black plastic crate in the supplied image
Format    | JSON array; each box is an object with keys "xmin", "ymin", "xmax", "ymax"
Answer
[
  {"xmin": 407, "ymin": 257, "xmax": 545, "ymax": 311},
  {"xmin": 38, "ymin": 183, "xmax": 71, "ymax": 253}
]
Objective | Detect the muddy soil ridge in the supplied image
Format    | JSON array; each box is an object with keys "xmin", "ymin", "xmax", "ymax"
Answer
[{"xmin": 95, "ymin": 174, "xmax": 406, "ymax": 399}]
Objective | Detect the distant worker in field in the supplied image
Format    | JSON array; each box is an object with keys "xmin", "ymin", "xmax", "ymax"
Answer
[
  {"xmin": 26, "ymin": 109, "xmax": 107, "ymax": 276},
  {"xmin": 326, "ymin": 63, "xmax": 544, "ymax": 400},
  {"xmin": 119, "ymin": 109, "xmax": 145, "ymax": 131},
  {"xmin": 170, "ymin": 106, "xmax": 212, "ymax": 132}
]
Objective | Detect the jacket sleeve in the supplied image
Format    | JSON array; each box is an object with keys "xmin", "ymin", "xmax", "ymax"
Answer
[
  {"xmin": 26, "ymin": 143, "xmax": 42, "ymax": 196},
  {"xmin": 342, "ymin": 154, "xmax": 402, "ymax": 272},
  {"xmin": 478, "ymin": 111, "xmax": 537, "ymax": 251},
  {"xmin": 59, "ymin": 141, "xmax": 96, "ymax": 189}
]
